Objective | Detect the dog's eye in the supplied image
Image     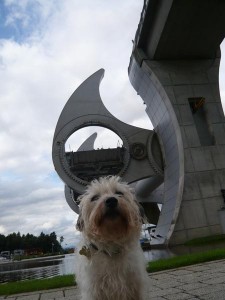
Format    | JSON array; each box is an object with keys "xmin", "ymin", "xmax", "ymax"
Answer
[
  {"xmin": 91, "ymin": 195, "xmax": 99, "ymax": 202},
  {"xmin": 115, "ymin": 191, "xmax": 123, "ymax": 196}
]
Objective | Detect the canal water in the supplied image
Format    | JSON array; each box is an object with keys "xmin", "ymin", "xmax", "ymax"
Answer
[
  {"xmin": 0, "ymin": 254, "xmax": 75, "ymax": 283},
  {"xmin": 1, "ymin": 242, "xmax": 225, "ymax": 283},
  {"xmin": 0, "ymin": 249, "xmax": 171, "ymax": 283}
]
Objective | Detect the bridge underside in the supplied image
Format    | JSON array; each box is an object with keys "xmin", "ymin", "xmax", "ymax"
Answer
[{"xmin": 138, "ymin": 0, "xmax": 225, "ymax": 60}]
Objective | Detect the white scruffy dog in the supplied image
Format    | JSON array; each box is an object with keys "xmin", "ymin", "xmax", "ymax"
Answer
[{"xmin": 75, "ymin": 176, "xmax": 148, "ymax": 300}]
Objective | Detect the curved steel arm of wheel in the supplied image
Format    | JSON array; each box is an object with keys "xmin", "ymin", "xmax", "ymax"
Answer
[{"xmin": 52, "ymin": 69, "xmax": 164, "ymax": 213}]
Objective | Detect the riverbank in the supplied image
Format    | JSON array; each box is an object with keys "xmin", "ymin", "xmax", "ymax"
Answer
[
  {"xmin": 1, "ymin": 259, "xmax": 225, "ymax": 299},
  {"xmin": 1, "ymin": 234, "xmax": 225, "ymax": 295},
  {"xmin": 1, "ymin": 246, "xmax": 225, "ymax": 296}
]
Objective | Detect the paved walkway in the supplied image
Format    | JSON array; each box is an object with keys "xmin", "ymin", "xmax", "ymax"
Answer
[{"xmin": 1, "ymin": 259, "xmax": 225, "ymax": 300}]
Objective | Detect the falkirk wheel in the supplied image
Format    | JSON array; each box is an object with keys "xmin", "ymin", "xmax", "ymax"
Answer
[
  {"xmin": 52, "ymin": 69, "xmax": 165, "ymax": 243},
  {"xmin": 52, "ymin": 0, "xmax": 225, "ymax": 246}
]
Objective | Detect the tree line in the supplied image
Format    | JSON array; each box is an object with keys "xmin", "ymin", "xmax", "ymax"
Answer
[{"xmin": 0, "ymin": 232, "xmax": 63, "ymax": 254}]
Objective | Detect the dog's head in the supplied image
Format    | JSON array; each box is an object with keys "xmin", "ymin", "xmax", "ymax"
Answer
[{"xmin": 76, "ymin": 176, "xmax": 142, "ymax": 242}]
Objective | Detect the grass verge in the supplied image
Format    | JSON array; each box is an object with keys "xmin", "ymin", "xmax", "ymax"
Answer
[
  {"xmin": 147, "ymin": 248, "xmax": 225, "ymax": 273},
  {"xmin": 0, "ymin": 275, "xmax": 75, "ymax": 296},
  {"xmin": 184, "ymin": 234, "xmax": 225, "ymax": 246}
]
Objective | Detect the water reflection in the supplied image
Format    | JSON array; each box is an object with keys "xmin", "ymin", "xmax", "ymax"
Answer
[
  {"xmin": 144, "ymin": 248, "xmax": 175, "ymax": 261},
  {"xmin": 0, "ymin": 265, "xmax": 60, "ymax": 283},
  {"xmin": 0, "ymin": 254, "xmax": 75, "ymax": 283}
]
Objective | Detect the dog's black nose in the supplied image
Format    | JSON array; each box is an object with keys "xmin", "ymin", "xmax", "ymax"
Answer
[{"xmin": 105, "ymin": 197, "xmax": 118, "ymax": 208}]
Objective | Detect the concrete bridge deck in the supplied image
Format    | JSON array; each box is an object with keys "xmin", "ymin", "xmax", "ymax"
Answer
[{"xmin": 2, "ymin": 259, "xmax": 225, "ymax": 300}]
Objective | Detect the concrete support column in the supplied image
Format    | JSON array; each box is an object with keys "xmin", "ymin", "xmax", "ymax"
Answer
[{"xmin": 129, "ymin": 50, "xmax": 225, "ymax": 245}]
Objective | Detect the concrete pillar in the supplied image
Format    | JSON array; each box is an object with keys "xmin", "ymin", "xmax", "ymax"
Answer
[{"xmin": 129, "ymin": 50, "xmax": 225, "ymax": 245}]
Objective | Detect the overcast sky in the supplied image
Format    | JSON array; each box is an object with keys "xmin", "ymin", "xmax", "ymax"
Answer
[{"xmin": 0, "ymin": 1, "xmax": 225, "ymax": 248}]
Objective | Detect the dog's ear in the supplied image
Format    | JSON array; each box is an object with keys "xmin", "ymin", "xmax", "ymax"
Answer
[
  {"xmin": 138, "ymin": 203, "xmax": 148, "ymax": 224},
  {"xmin": 75, "ymin": 194, "xmax": 84, "ymax": 231},
  {"xmin": 131, "ymin": 189, "xmax": 148, "ymax": 223},
  {"xmin": 76, "ymin": 213, "xmax": 84, "ymax": 231}
]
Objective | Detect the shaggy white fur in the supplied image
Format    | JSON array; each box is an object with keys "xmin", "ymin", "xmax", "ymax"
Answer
[{"xmin": 75, "ymin": 176, "xmax": 148, "ymax": 300}]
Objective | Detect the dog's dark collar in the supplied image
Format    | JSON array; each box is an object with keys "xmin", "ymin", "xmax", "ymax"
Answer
[
  {"xmin": 79, "ymin": 243, "xmax": 121, "ymax": 259},
  {"xmin": 90, "ymin": 243, "xmax": 121, "ymax": 256}
]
